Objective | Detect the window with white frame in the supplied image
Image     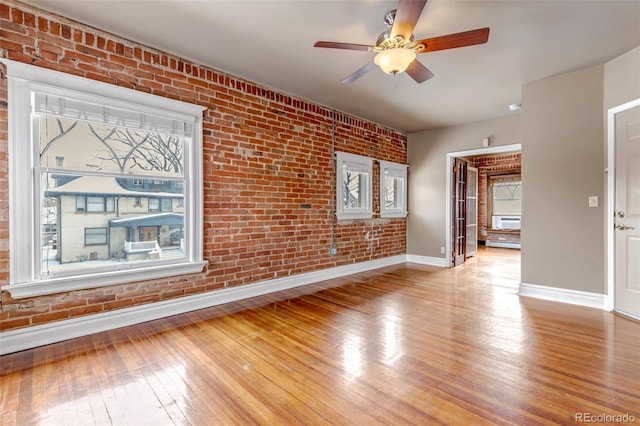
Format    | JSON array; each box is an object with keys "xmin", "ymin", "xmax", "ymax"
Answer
[
  {"xmin": 379, "ymin": 160, "xmax": 408, "ymax": 218},
  {"xmin": 2, "ymin": 59, "xmax": 207, "ymax": 298},
  {"xmin": 336, "ymin": 152, "xmax": 373, "ymax": 220}
]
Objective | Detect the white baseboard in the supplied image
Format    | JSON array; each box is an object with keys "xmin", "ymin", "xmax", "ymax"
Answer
[
  {"xmin": 486, "ymin": 241, "xmax": 521, "ymax": 249},
  {"xmin": 0, "ymin": 255, "xmax": 406, "ymax": 355},
  {"xmin": 518, "ymin": 282, "xmax": 605, "ymax": 310},
  {"xmin": 405, "ymin": 254, "xmax": 447, "ymax": 268}
]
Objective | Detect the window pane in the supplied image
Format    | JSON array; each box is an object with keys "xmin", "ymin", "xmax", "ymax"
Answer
[
  {"xmin": 40, "ymin": 172, "xmax": 185, "ymax": 277},
  {"xmin": 85, "ymin": 227, "xmax": 107, "ymax": 245},
  {"xmin": 86, "ymin": 196, "xmax": 105, "ymax": 212},
  {"xmin": 492, "ymin": 182, "xmax": 521, "ymax": 216},
  {"xmin": 161, "ymin": 198, "xmax": 172, "ymax": 212},
  {"xmin": 76, "ymin": 195, "xmax": 85, "ymax": 212},
  {"xmin": 343, "ymin": 170, "xmax": 365, "ymax": 209},
  {"xmin": 39, "ymin": 116, "xmax": 184, "ymax": 178},
  {"xmin": 384, "ymin": 175, "xmax": 404, "ymax": 209},
  {"xmin": 149, "ymin": 198, "xmax": 160, "ymax": 212}
]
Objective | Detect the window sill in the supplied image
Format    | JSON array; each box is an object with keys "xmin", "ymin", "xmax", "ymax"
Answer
[
  {"xmin": 486, "ymin": 228, "xmax": 521, "ymax": 234},
  {"xmin": 380, "ymin": 211, "xmax": 408, "ymax": 219},
  {"xmin": 336, "ymin": 212, "xmax": 373, "ymax": 221},
  {"xmin": 2, "ymin": 261, "xmax": 208, "ymax": 299}
]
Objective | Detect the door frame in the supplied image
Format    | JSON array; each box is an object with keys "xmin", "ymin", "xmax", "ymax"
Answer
[
  {"xmin": 445, "ymin": 144, "xmax": 521, "ymax": 267},
  {"xmin": 605, "ymin": 97, "xmax": 640, "ymax": 311}
]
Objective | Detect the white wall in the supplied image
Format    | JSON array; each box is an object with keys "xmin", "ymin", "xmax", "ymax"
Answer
[
  {"xmin": 604, "ymin": 46, "xmax": 640, "ymax": 110},
  {"xmin": 521, "ymin": 65, "xmax": 605, "ymax": 294},
  {"xmin": 407, "ymin": 115, "xmax": 521, "ymax": 258}
]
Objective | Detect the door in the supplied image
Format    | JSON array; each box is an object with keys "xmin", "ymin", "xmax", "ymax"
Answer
[
  {"xmin": 614, "ymin": 103, "xmax": 640, "ymax": 319},
  {"xmin": 466, "ymin": 166, "xmax": 478, "ymax": 258},
  {"xmin": 452, "ymin": 159, "xmax": 467, "ymax": 266}
]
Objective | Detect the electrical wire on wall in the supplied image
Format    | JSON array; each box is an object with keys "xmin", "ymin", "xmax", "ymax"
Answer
[{"xmin": 330, "ymin": 108, "xmax": 337, "ymax": 255}]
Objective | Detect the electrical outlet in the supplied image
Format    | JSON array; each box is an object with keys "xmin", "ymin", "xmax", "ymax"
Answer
[
  {"xmin": 588, "ymin": 196, "xmax": 598, "ymax": 208},
  {"xmin": 329, "ymin": 247, "xmax": 338, "ymax": 255},
  {"xmin": 440, "ymin": 246, "xmax": 445, "ymax": 254}
]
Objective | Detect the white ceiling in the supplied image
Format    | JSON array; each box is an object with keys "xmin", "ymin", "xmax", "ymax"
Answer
[{"xmin": 20, "ymin": 0, "xmax": 640, "ymax": 133}]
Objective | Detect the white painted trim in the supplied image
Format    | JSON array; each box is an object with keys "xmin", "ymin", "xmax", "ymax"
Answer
[
  {"xmin": 485, "ymin": 241, "xmax": 521, "ymax": 249},
  {"xmin": 0, "ymin": 59, "xmax": 207, "ymax": 298},
  {"xmin": 0, "ymin": 255, "xmax": 406, "ymax": 355},
  {"xmin": 519, "ymin": 282, "xmax": 605, "ymax": 310},
  {"xmin": 405, "ymin": 254, "xmax": 447, "ymax": 267},
  {"xmin": 605, "ymin": 98, "xmax": 640, "ymax": 312},
  {"xmin": 445, "ymin": 144, "xmax": 522, "ymax": 266}
]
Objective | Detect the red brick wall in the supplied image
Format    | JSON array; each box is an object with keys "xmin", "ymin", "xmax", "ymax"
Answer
[
  {"xmin": 467, "ymin": 153, "xmax": 521, "ymax": 242},
  {"xmin": 0, "ymin": 1, "xmax": 407, "ymax": 332}
]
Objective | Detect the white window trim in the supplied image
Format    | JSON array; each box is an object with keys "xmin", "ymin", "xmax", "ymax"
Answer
[
  {"xmin": 1, "ymin": 59, "xmax": 207, "ymax": 299},
  {"xmin": 379, "ymin": 160, "xmax": 408, "ymax": 218},
  {"xmin": 336, "ymin": 151, "xmax": 373, "ymax": 220}
]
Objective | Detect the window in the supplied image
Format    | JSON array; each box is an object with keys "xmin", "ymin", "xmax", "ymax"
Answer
[
  {"xmin": 336, "ymin": 152, "xmax": 373, "ymax": 220},
  {"xmin": 489, "ymin": 174, "xmax": 522, "ymax": 229},
  {"xmin": 379, "ymin": 160, "xmax": 408, "ymax": 218},
  {"xmin": 132, "ymin": 178, "xmax": 143, "ymax": 186},
  {"xmin": 76, "ymin": 196, "xmax": 115, "ymax": 213},
  {"xmin": 148, "ymin": 198, "xmax": 173, "ymax": 213},
  {"xmin": 3, "ymin": 59, "xmax": 207, "ymax": 298},
  {"xmin": 85, "ymin": 228, "xmax": 107, "ymax": 245}
]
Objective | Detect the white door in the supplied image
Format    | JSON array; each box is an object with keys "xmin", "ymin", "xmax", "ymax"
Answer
[
  {"xmin": 466, "ymin": 166, "xmax": 478, "ymax": 258},
  {"xmin": 614, "ymin": 103, "xmax": 640, "ymax": 319}
]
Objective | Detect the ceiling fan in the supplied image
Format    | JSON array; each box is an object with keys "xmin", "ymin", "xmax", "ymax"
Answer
[{"xmin": 313, "ymin": 0, "xmax": 490, "ymax": 84}]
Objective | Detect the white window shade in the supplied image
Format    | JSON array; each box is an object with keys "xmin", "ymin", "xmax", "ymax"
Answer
[{"xmin": 33, "ymin": 92, "xmax": 193, "ymax": 136}]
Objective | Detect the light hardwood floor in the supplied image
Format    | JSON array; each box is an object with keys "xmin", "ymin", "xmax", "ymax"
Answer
[{"xmin": 1, "ymin": 247, "xmax": 638, "ymax": 425}]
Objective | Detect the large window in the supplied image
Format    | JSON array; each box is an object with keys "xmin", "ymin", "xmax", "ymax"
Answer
[
  {"xmin": 336, "ymin": 152, "xmax": 373, "ymax": 220},
  {"xmin": 3, "ymin": 59, "xmax": 206, "ymax": 298},
  {"xmin": 379, "ymin": 160, "xmax": 408, "ymax": 218}
]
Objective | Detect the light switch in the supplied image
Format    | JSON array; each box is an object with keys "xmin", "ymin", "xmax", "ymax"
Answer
[{"xmin": 588, "ymin": 196, "xmax": 599, "ymax": 208}]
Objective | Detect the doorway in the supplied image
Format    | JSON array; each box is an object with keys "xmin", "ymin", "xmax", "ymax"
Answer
[
  {"xmin": 606, "ymin": 98, "xmax": 640, "ymax": 319},
  {"xmin": 446, "ymin": 144, "xmax": 522, "ymax": 267}
]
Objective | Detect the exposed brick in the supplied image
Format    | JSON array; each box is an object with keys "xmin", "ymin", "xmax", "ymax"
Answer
[{"xmin": 0, "ymin": 0, "xmax": 407, "ymax": 334}]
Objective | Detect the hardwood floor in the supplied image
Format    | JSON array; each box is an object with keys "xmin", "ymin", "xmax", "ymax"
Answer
[{"xmin": 1, "ymin": 247, "xmax": 638, "ymax": 425}]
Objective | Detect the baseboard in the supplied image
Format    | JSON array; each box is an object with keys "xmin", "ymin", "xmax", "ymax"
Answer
[
  {"xmin": 405, "ymin": 254, "xmax": 447, "ymax": 268},
  {"xmin": 518, "ymin": 282, "xmax": 605, "ymax": 310},
  {"xmin": 0, "ymin": 255, "xmax": 406, "ymax": 355},
  {"xmin": 486, "ymin": 241, "xmax": 521, "ymax": 249}
]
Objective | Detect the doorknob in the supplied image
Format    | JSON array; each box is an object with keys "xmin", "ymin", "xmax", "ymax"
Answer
[
  {"xmin": 615, "ymin": 211, "xmax": 625, "ymax": 218},
  {"xmin": 614, "ymin": 223, "xmax": 635, "ymax": 231}
]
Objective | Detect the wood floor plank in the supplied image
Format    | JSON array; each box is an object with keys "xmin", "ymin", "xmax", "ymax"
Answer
[{"xmin": 1, "ymin": 247, "xmax": 638, "ymax": 425}]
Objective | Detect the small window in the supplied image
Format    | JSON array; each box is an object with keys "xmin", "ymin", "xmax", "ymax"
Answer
[
  {"xmin": 85, "ymin": 227, "xmax": 107, "ymax": 245},
  {"xmin": 132, "ymin": 178, "xmax": 143, "ymax": 186},
  {"xmin": 379, "ymin": 160, "xmax": 408, "ymax": 218},
  {"xmin": 149, "ymin": 198, "xmax": 160, "ymax": 212},
  {"xmin": 76, "ymin": 195, "xmax": 86, "ymax": 212},
  {"xmin": 161, "ymin": 198, "xmax": 172, "ymax": 212},
  {"xmin": 336, "ymin": 152, "xmax": 373, "ymax": 220}
]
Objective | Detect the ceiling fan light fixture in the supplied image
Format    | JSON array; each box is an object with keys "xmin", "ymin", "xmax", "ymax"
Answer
[{"xmin": 374, "ymin": 48, "xmax": 416, "ymax": 75}]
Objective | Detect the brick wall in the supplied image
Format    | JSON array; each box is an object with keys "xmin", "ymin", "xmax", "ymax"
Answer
[
  {"xmin": 467, "ymin": 153, "xmax": 521, "ymax": 242},
  {"xmin": 0, "ymin": 1, "xmax": 407, "ymax": 332}
]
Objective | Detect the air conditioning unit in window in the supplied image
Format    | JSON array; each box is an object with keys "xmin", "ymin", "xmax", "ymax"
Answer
[{"xmin": 492, "ymin": 216, "xmax": 521, "ymax": 230}]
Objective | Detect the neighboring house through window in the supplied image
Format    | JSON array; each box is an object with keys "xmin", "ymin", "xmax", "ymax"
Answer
[{"xmin": 2, "ymin": 59, "xmax": 206, "ymax": 298}]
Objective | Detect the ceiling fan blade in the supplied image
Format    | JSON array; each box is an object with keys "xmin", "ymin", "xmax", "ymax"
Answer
[
  {"xmin": 405, "ymin": 60, "xmax": 434, "ymax": 83},
  {"xmin": 391, "ymin": 0, "xmax": 428, "ymax": 41},
  {"xmin": 341, "ymin": 62, "xmax": 377, "ymax": 84},
  {"xmin": 412, "ymin": 28, "xmax": 490, "ymax": 53},
  {"xmin": 314, "ymin": 41, "xmax": 373, "ymax": 52}
]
